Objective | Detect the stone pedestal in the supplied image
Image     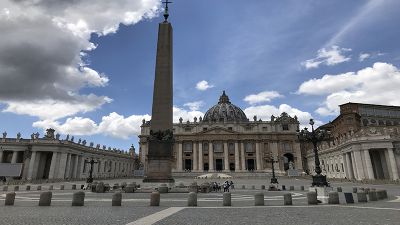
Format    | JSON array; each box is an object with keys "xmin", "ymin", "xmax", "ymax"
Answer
[
  {"xmin": 309, "ymin": 186, "xmax": 333, "ymax": 204},
  {"xmin": 143, "ymin": 140, "xmax": 174, "ymax": 183}
]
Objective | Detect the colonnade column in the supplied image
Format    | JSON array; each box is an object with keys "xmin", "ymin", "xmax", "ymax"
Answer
[
  {"xmin": 354, "ymin": 150, "xmax": 365, "ymax": 179},
  {"xmin": 234, "ymin": 142, "xmax": 240, "ymax": 171},
  {"xmin": 193, "ymin": 142, "xmax": 198, "ymax": 171},
  {"xmin": 198, "ymin": 142, "xmax": 203, "ymax": 172},
  {"xmin": 223, "ymin": 142, "xmax": 229, "ymax": 172},
  {"xmin": 57, "ymin": 153, "xmax": 68, "ymax": 179},
  {"xmin": 364, "ymin": 149, "xmax": 375, "ymax": 180},
  {"xmin": 0, "ymin": 150, "xmax": 3, "ymax": 163},
  {"xmin": 255, "ymin": 142, "xmax": 261, "ymax": 171},
  {"xmin": 209, "ymin": 142, "xmax": 214, "ymax": 172},
  {"xmin": 344, "ymin": 153, "xmax": 354, "ymax": 179},
  {"xmin": 77, "ymin": 156, "xmax": 84, "ymax": 179},
  {"xmin": 270, "ymin": 142, "xmax": 279, "ymax": 172},
  {"xmin": 177, "ymin": 142, "xmax": 183, "ymax": 172},
  {"xmin": 240, "ymin": 142, "xmax": 245, "ymax": 171},
  {"xmin": 350, "ymin": 152, "xmax": 359, "ymax": 179},
  {"xmin": 27, "ymin": 151, "xmax": 37, "ymax": 180},
  {"xmin": 387, "ymin": 148, "xmax": 399, "ymax": 180},
  {"xmin": 11, "ymin": 151, "xmax": 18, "ymax": 163},
  {"xmin": 48, "ymin": 152, "xmax": 58, "ymax": 179}
]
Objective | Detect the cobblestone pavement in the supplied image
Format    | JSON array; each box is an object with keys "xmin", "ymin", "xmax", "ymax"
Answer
[{"xmin": 0, "ymin": 177, "xmax": 399, "ymax": 225}]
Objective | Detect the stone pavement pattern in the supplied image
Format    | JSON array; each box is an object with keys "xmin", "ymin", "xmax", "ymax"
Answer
[{"xmin": 1, "ymin": 177, "xmax": 400, "ymax": 225}]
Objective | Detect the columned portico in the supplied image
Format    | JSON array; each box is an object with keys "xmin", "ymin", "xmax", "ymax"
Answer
[
  {"xmin": 240, "ymin": 142, "xmax": 245, "ymax": 171},
  {"xmin": 223, "ymin": 142, "xmax": 229, "ymax": 172},
  {"xmin": 234, "ymin": 142, "xmax": 240, "ymax": 171},
  {"xmin": 255, "ymin": 142, "xmax": 261, "ymax": 170},
  {"xmin": 177, "ymin": 142, "xmax": 183, "ymax": 171},
  {"xmin": 208, "ymin": 142, "xmax": 214, "ymax": 172},
  {"xmin": 198, "ymin": 142, "xmax": 203, "ymax": 172},
  {"xmin": 193, "ymin": 141, "xmax": 198, "ymax": 171},
  {"xmin": 387, "ymin": 148, "xmax": 399, "ymax": 180},
  {"xmin": 364, "ymin": 149, "xmax": 375, "ymax": 180},
  {"xmin": 48, "ymin": 152, "xmax": 58, "ymax": 179}
]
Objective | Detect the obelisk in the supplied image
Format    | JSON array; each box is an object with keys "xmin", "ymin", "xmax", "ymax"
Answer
[{"xmin": 143, "ymin": 1, "xmax": 174, "ymax": 183}]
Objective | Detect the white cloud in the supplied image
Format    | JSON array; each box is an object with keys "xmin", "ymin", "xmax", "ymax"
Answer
[
  {"xmin": 297, "ymin": 72, "xmax": 358, "ymax": 95},
  {"xmin": 173, "ymin": 106, "xmax": 204, "ymax": 123},
  {"xmin": 33, "ymin": 112, "xmax": 151, "ymax": 140},
  {"xmin": 244, "ymin": 104, "xmax": 322, "ymax": 128},
  {"xmin": 32, "ymin": 105, "xmax": 205, "ymax": 139},
  {"xmin": 196, "ymin": 80, "xmax": 214, "ymax": 91},
  {"xmin": 298, "ymin": 62, "xmax": 400, "ymax": 116},
  {"xmin": 244, "ymin": 91, "xmax": 283, "ymax": 105},
  {"xmin": 302, "ymin": 46, "xmax": 352, "ymax": 69},
  {"xmin": 0, "ymin": 0, "xmax": 160, "ymax": 122},
  {"xmin": 183, "ymin": 101, "xmax": 204, "ymax": 111},
  {"xmin": 359, "ymin": 53, "xmax": 371, "ymax": 62}
]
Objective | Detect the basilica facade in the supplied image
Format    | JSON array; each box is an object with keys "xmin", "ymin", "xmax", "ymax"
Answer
[{"xmin": 139, "ymin": 91, "xmax": 303, "ymax": 176}]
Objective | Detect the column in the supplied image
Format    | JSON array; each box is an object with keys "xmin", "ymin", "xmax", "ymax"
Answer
[
  {"xmin": 27, "ymin": 151, "xmax": 37, "ymax": 180},
  {"xmin": 198, "ymin": 142, "xmax": 203, "ymax": 172},
  {"xmin": 209, "ymin": 142, "xmax": 214, "ymax": 172},
  {"xmin": 48, "ymin": 152, "xmax": 58, "ymax": 179},
  {"xmin": 354, "ymin": 150, "xmax": 365, "ymax": 179},
  {"xmin": 387, "ymin": 148, "xmax": 399, "ymax": 180},
  {"xmin": 240, "ymin": 142, "xmax": 246, "ymax": 171},
  {"xmin": 193, "ymin": 142, "xmax": 198, "ymax": 171},
  {"xmin": 11, "ymin": 151, "xmax": 18, "ymax": 163},
  {"xmin": 345, "ymin": 153, "xmax": 354, "ymax": 179},
  {"xmin": 77, "ymin": 156, "xmax": 84, "ymax": 179},
  {"xmin": 65, "ymin": 153, "xmax": 72, "ymax": 178},
  {"xmin": 255, "ymin": 142, "xmax": 261, "ymax": 171},
  {"xmin": 72, "ymin": 155, "xmax": 79, "ymax": 178},
  {"xmin": 57, "ymin": 153, "xmax": 68, "ymax": 179},
  {"xmin": 234, "ymin": 142, "xmax": 240, "ymax": 171},
  {"xmin": 364, "ymin": 149, "xmax": 375, "ymax": 180},
  {"xmin": 0, "ymin": 150, "xmax": 3, "ymax": 163},
  {"xmin": 350, "ymin": 151, "xmax": 359, "ymax": 179},
  {"xmin": 177, "ymin": 142, "xmax": 183, "ymax": 171},
  {"xmin": 223, "ymin": 142, "xmax": 229, "ymax": 171}
]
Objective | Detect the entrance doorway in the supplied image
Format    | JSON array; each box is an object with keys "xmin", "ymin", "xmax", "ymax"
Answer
[
  {"xmin": 370, "ymin": 150, "xmax": 390, "ymax": 179},
  {"xmin": 283, "ymin": 153, "xmax": 294, "ymax": 171},
  {"xmin": 203, "ymin": 163, "xmax": 209, "ymax": 171},
  {"xmin": 184, "ymin": 159, "xmax": 192, "ymax": 171},
  {"xmin": 229, "ymin": 163, "xmax": 235, "ymax": 171},
  {"xmin": 216, "ymin": 159, "xmax": 223, "ymax": 171},
  {"xmin": 247, "ymin": 159, "xmax": 255, "ymax": 170}
]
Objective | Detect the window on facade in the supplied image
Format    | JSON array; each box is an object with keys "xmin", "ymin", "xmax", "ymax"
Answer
[
  {"xmin": 203, "ymin": 127, "xmax": 208, "ymax": 131},
  {"xmin": 245, "ymin": 142, "xmax": 255, "ymax": 153},
  {"xmin": 228, "ymin": 127, "xmax": 233, "ymax": 131},
  {"xmin": 282, "ymin": 142, "xmax": 292, "ymax": 153},
  {"xmin": 183, "ymin": 142, "xmax": 193, "ymax": 153},
  {"xmin": 245, "ymin": 126, "xmax": 252, "ymax": 131},
  {"xmin": 185, "ymin": 127, "xmax": 192, "ymax": 132},
  {"xmin": 228, "ymin": 143, "xmax": 235, "ymax": 154},
  {"xmin": 262, "ymin": 127, "xmax": 268, "ymax": 131},
  {"xmin": 282, "ymin": 124, "xmax": 289, "ymax": 131},
  {"xmin": 203, "ymin": 143, "xmax": 209, "ymax": 151},
  {"xmin": 213, "ymin": 142, "xmax": 223, "ymax": 153},
  {"xmin": 185, "ymin": 154, "xmax": 191, "ymax": 157}
]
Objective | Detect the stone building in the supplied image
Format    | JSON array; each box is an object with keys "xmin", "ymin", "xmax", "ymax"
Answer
[
  {"xmin": 306, "ymin": 103, "xmax": 400, "ymax": 181},
  {"xmin": 139, "ymin": 91, "xmax": 302, "ymax": 176},
  {"xmin": 0, "ymin": 128, "xmax": 134, "ymax": 181}
]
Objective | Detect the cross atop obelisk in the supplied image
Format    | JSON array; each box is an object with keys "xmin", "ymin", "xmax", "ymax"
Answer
[{"xmin": 162, "ymin": 0, "xmax": 173, "ymax": 21}]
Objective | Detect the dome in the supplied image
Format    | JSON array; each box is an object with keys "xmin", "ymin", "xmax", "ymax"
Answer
[{"xmin": 203, "ymin": 91, "xmax": 249, "ymax": 123}]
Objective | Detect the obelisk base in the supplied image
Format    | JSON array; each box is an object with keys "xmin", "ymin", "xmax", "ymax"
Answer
[{"xmin": 143, "ymin": 140, "xmax": 175, "ymax": 183}]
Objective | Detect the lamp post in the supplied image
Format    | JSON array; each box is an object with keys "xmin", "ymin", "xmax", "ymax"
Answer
[
  {"xmin": 297, "ymin": 119, "xmax": 330, "ymax": 187},
  {"xmin": 85, "ymin": 158, "xmax": 98, "ymax": 184},
  {"xmin": 267, "ymin": 152, "xmax": 279, "ymax": 184}
]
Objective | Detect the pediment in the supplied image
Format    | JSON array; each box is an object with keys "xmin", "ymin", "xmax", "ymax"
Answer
[{"xmin": 196, "ymin": 126, "xmax": 238, "ymax": 135}]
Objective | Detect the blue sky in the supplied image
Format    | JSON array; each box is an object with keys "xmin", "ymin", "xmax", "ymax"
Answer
[{"xmin": 1, "ymin": 0, "xmax": 400, "ymax": 153}]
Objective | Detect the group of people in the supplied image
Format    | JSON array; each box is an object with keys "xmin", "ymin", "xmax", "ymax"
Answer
[{"xmin": 212, "ymin": 180, "xmax": 234, "ymax": 192}]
